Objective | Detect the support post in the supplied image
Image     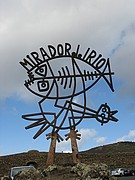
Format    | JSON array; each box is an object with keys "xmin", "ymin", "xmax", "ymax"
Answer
[
  {"xmin": 46, "ymin": 132, "xmax": 57, "ymax": 166},
  {"xmin": 65, "ymin": 129, "xmax": 81, "ymax": 163}
]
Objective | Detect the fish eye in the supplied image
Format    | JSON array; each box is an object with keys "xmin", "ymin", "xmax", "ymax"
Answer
[
  {"xmin": 35, "ymin": 64, "xmax": 47, "ymax": 77},
  {"xmin": 37, "ymin": 80, "xmax": 49, "ymax": 92},
  {"xmin": 102, "ymin": 104, "xmax": 109, "ymax": 113},
  {"xmin": 102, "ymin": 107, "xmax": 107, "ymax": 113},
  {"xmin": 39, "ymin": 68, "xmax": 44, "ymax": 73},
  {"xmin": 101, "ymin": 113, "xmax": 105, "ymax": 117}
]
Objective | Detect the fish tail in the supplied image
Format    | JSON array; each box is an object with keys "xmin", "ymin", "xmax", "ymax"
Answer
[{"xmin": 101, "ymin": 58, "xmax": 114, "ymax": 92}]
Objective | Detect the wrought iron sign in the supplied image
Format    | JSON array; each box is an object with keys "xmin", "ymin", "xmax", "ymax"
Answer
[{"xmin": 20, "ymin": 43, "xmax": 118, "ymax": 165}]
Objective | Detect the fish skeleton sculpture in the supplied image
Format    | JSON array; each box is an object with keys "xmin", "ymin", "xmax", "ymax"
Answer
[{"xmin": 20, "ymin": 43, "xmax": 118, "ymax": 140}]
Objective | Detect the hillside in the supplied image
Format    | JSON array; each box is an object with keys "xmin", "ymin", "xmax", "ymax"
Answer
[
  {"xmin": 0, "ymin": 141, "xmax": 135, "ymax": 177},
  {"xmin": 84, "ymin": 141, "xmax": 135, "ymax": 154}
]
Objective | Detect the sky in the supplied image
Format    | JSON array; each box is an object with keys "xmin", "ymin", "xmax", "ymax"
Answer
[{"xmin": 1, "ymin": 0, "xmax": 135, "ymax": 156}]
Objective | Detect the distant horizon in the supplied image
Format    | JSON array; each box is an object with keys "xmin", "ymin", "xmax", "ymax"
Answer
[{"xmin": 2, "ymin": 140, "xmax": 135, "ymax": 156}]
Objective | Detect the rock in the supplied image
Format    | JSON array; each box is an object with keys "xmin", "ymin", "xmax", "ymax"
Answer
[
  {"xmin": 1, "ymin": 176, "xmax": 11, "ymax": 180},
  {"xmin": 71, "ymin": 163, "xmax": 118, "ymax": 180},
  {"xmin": 45, "ymin": 165, "xmax": 57, "ymax": 172},
  {"xmin": 13, "ymin": 168, "xmax": 44, "ymax": 180},
  {"xmin": 42, "ymin": 165, "xmax": 58, "ymax": 177}
]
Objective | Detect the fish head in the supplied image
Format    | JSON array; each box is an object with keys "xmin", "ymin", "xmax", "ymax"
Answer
[{"xmin": 24, "ymin": 62, "xmax": 54, "ymax": 98}]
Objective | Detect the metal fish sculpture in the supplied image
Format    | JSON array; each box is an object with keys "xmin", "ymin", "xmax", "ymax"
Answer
[{"xmin": 20, "ymin": 43, "xmax": 118, "ymax": 140}]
